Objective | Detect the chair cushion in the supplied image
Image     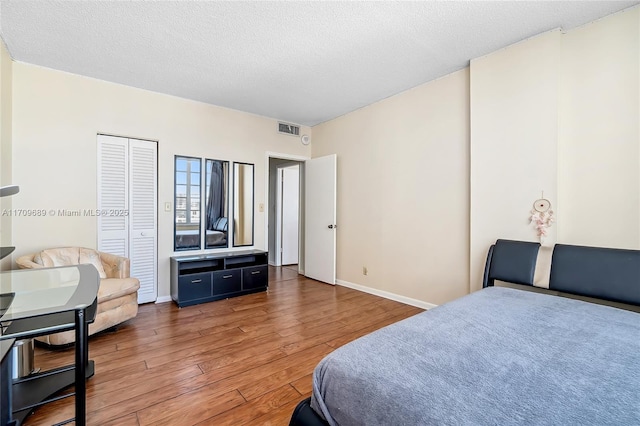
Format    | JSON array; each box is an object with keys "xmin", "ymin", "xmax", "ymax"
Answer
[
  {"xmin": 40, "ymin": 247, "xmax": 81, "ymax": 267},
  {"xmin": 98, "ymin": 277, "xmax": 140, "ymax": 304},
  {"xmin": 79, "ymin": 248, "xmax": 107, "ymax": 279},
  {"xmin": 38, "ymin": 247, "xmax": 107, "ymax": 279}
]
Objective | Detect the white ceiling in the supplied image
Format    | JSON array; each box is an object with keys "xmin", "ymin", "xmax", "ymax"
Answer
[{"xmin": 0, "ymin": 1, "xmax": 638, "ymax": 126}]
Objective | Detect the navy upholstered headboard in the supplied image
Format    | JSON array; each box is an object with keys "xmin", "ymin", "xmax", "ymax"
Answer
[
  {"xmin": 549, "ymin": 244, "xmax": 640, "ymax": 306},
  {"xmin": 483, "ymin": 240, "xmax": 640, "ymax": 307},
  {"xmin": 483, "ymin": 240, "xmax": 540, "ymax": 288}
]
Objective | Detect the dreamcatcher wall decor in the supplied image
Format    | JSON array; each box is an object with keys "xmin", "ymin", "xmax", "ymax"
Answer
[{"xmin": 530, "ymin": 193, "xmax": 554, "ymax": 243}]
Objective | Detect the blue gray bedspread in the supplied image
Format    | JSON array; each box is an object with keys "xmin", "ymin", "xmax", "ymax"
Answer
[{"xmin": 310, "ymin": 287, "xmax": 640, "ymax": 425}]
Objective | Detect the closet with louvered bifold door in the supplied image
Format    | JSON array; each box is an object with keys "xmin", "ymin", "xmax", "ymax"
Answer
[{"xmin": 97, "ymin": 134, "xmax": 158, "ymax": 304}]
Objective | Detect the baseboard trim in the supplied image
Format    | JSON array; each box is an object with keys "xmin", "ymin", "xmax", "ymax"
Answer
[
  {"xmin": 155, "ymin": 296, "xmax": 172, "ymax": 304},
  {"xmin": 336, "ymin": 279, "xmax": 437, "ymax": 310}
]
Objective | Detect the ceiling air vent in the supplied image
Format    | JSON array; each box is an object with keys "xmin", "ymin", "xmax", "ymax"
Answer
[{"xmin": 278, "ymin": 122, "xmax": 300, "ymax": 136}]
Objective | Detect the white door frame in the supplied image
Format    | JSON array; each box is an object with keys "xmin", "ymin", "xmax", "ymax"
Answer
[
  {"xmin": 276, "ymin": 164, "xmax": 300, "ymax": 266},
  {"xmin": 275, "ymin": 167, "xmax": 283, "ymax": 267},
  {"xmin": 264, "ymin": 152, "xmax": 309, "ymax": 273}
]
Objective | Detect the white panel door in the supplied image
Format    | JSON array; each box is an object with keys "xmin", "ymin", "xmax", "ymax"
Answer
[
  {"xmin": 97, "ymin": 135, "xmax": 129, "ymax": 257},
  {"xmin": 304, "ymin": 154, "xmax": 337, "ymax": 284},
  {"xmin": 281, "ymin": 165, "xmax": 300, "ymax": 265},
  {"xmin": 128, "ymin": 139, "xmax": 158, "ymax": 304}
]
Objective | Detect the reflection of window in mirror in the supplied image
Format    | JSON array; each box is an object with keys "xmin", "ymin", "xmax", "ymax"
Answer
[
  {"xmin": 174, "ymin": 156, "xmax": 201, "ymax": 251},
  {"xmin": 205, "ymin": 159, "xmax": 229, "ymax": 249},
  {"xmin": 233, "ymin": 162, "xmax": 254, "ymax": 247}
]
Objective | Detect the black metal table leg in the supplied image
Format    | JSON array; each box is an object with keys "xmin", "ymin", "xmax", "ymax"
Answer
[{"xmin": 74, "ymin": 308, "xmax": 87, "ymax": 426}]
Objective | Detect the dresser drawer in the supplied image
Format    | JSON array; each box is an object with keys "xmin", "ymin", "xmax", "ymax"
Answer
[
  {"xmin": 213, "ymin": 269, "xmax": 241, "ymax": 295},
  {"xmin": 242, "ymin": 265, "xmax": 268, "ymax": 290},
  {"xmin": 178, "ymin": 272, "xmax": 212, "ymax": 301}
]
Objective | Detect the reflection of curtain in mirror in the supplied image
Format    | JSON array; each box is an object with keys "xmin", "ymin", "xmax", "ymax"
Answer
[
  {"xmin": 223, "ymin": 163, "xmax": 228, "ymax": 214},
  {"xmin": 206, "ymin": 161, "xmax": 224, "ymax": 230}
]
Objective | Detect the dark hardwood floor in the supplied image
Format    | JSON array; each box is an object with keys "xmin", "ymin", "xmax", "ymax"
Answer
[{"xmin": 25, "ymin": 265, "xmax": 423, "ymax": 425}]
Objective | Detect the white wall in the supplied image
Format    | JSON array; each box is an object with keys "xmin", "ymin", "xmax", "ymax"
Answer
[
  {"xmin": 10, "ymin": 62, "xmax": 310, "ymax": 299},
  {"xmin": 558, "ymin": 8, "xmax": 640, "ymax": 249},
  {"xmin": 469, "ymin": 30, "xmax": 561, "ymax": 292},
  {"xmin": 312, "ymin": 69, "xmax": 470, "ymax": 306},
  {"xmin": 280, "ymin": 164, "xmax": 300, "ymax": 265},
  {"xmin": 312, "ymin": 7, "xmax": 639, "ymax": 305},
  {"xmin": 0, "ymin": 40, "xmax": 13, "ymax": 271},
  {"xmin": 6, "ymin": 6, "xmax": 640, "ymax": 307},
  {"xmin": 470, "ymin": 9, "xmax": 640, "ymax": 293}
]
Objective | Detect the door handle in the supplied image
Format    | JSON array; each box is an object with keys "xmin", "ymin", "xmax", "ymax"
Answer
[{"xmin": 328, "ymin": 224, "xmax": 337, "ymax": 229}]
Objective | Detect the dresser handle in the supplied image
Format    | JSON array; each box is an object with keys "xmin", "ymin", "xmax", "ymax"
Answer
[
  {"xmin": 251, "ymin": 271, "xmax": 260, "ymax": 275},
  {"xmin": 191, "ymin": 279, "xmax": 202, "ymax": 283},
  {"xmin": 223, "ymin": 275, "xmax": 233, "ymax": 279}
]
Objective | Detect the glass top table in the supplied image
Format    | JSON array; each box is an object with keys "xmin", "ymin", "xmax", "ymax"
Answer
[
  {"xmin": 0, "ymin": 264, "xmax": 99, "ymax": 339},
  {"xmin": 0, "ymin": 264, "xmax": 99, "ymax": 426}
]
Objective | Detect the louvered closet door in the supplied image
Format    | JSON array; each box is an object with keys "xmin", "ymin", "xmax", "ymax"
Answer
[
  {"xmin": 129, "ymin": 139, "xmax": 158, "ymax": 304},
  {"xmin": 98, "ymin": 135, "xmax": 158, "ymax": 304},
  {"xmin": 97, "ymin": 135, "xmax": 129, "ymax": 257}
]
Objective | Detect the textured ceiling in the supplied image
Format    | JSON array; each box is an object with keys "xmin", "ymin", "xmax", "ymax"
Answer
[{"xmin": 1, "ymin": 1, "xmax": 638, "ymax": 126}]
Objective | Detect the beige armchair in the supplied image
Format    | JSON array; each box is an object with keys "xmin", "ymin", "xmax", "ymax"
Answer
[{"xmin": 16, "ymin": 247, "xmax": 140, "ymax": 346}]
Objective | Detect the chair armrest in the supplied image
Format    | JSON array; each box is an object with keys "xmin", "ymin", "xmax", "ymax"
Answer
[
  {"xmin": 15, "ymin": 255, "xmax": 42, "ymax": 269},
  {"xmin": 99, "ymin": 252, "xmax": 130, "ymax": 279}
]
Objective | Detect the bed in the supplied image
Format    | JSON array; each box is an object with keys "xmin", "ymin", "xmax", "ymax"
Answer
[
  {"xmin": 175, "ymin": 229, "xmax": 226, "ymax": 247},
  {"xmin": 175, "ymin": 217, "xmax": 229, "ymax": 248},
  {"xmin": 289, "ymin": 239, "xmax": 640, "ymax": 425}
]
